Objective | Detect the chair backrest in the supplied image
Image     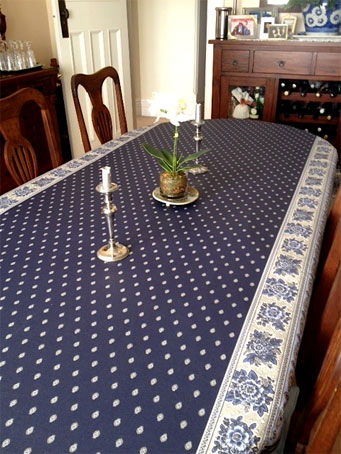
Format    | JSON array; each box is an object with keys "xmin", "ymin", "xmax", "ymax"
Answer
[
  {"xmin": 0, "ymin": 87, "xmax": 61, "ymax": 186},
  {"xmin": 71, "ymin": 66, "xmax": 128, "ymax": 153}
]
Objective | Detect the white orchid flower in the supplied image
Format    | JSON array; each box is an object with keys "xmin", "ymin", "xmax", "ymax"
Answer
[
  {"xmin": 148, "ymin": 92, "xmax": 190, "ymax": 126},
  {"xmin": 143, "ymin": 93, "xmax": 209, "ymax": 175}
]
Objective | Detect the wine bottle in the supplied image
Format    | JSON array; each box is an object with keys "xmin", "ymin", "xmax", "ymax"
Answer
[
  {"xmin": 308, "ymin": 81, "xmax": 317, "ymax": 94},
  {"xmin": 254, "ymin": 89, "xmax": 263, "ymax": 117},
  {"xmin": 318, "ymin": 102, "xmax": 337, "ymax": 120},
  {"xmin": 329, "ymin": 82, "xmax": 341, "ymax": 98},
  {"xmin": 285, "ymin": 82, "xmax": 299, "ymax": 96},
  {"xmin": 280, "ymin": 81, "xmax": 291, "ymax": 97},
  {"xmin": 297, "ymin": 101, "xmax": 305, "ymax": 119},
  {"xmin": 299, "ymin": 80, "xmax": 310, "ymax": 97},
  {"xmin": 291, "ymin": 101, "xmax": 304, "ymax": 117},
  {"xmin": 279, "ymin": 101, "xmax": 291, "ymax": 118},
  {"xmin": 305, "ymin": 101, "xmax": 318, "ymax": 118},
  {"xmin": 316, "ymin": 126, "xmax": 324, "ymax": 138},
  {"xmin": 280, "ymin": 81, "xmax": 299, "ymax": 96},
  {"xmin": 316, "ymin": 126, "xmax": 330, "ymax": 141},
  {"xmin": 315, "ymin": 81, "xmax": 326, "ymax": 98}
]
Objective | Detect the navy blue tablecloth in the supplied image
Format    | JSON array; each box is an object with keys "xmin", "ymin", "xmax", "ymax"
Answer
[{"xmin": 0, "ymin": 120, "xmax": 337, "ymax": 454}]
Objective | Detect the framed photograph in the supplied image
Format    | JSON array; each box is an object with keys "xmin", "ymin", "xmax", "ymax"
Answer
[
  {"xmin": 228, "ymin": 15, "xmax": 257, "ymax": 39},
  {"xmin": 260, "ymin": 17, "xmax": 275, "ymax": 39},
  {"xmin": 268, "ymin": 24, "xmax": 289, "ymax": 40},
  {"xmin": 281, "ymin": 15, "xmax": 297, "ymax": 36},
  {"xmin": 242, "ymin": 6, "xmax": 279, "ymax": 23}
]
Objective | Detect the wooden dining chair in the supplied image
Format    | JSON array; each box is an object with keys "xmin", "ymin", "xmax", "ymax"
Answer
[
  {"xmin": 320, "ymin": 186, "xmax": 341, "ymax": 260},
  {"xmin": 295, "ymin": 192, "xmax": 341, "ymax": 395},
  {"xmin": 285, "ymin": 293, "xmax": 341, "ymax": 453},
  {"xmin": 71, "ymin": 66, "xmax": 128, "ymax": 153},
  {"xmin": 283, "ymin": 187, "xmax": 341, "ymax": 453},
  {"xmin": 0, "ymin": 87, "xmax": 61, "ymax": 186}
]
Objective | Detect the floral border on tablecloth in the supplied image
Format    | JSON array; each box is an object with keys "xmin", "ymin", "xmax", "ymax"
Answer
[
  {"xmin": 0, "ymin": 126, "xmax": 154, "ymax": 215},
  {"xmin": 197, "ymin": 137, "xmax": 338, "ymax": 454}
]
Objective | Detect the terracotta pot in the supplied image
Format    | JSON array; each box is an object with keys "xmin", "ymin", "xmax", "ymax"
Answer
[{"xmin": 160, "ymin": 172, "xmax": 187, "ymax": 198}]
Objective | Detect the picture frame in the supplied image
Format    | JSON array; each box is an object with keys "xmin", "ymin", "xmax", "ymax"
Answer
[
  {"xmin": 228, "ymin": 15, "xmax": 258, "ymax": 39},
  {"xmin": 242, "ymin": 6, "xmax": 279, "ymax": 24},
  {"xmin": 260, "ymin": 17, "xmax": 276, "ymax": 39},
  {"xmin": 268, "ymin": 24, "xmax": 289, "ymax": 40},
  {"xmin": 281, "ymin": 15, "xmax": 297, "ymax": 36}
]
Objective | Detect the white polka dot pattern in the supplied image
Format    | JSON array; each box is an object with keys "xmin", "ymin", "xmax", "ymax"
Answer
[{"xmin": 0, "ymin": 120, "xmax": 337, "ymax": 453}]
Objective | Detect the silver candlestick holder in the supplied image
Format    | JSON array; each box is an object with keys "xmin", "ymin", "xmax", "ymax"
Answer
[
  {"xmin": 188, "ymin": 120, "xmax": 208, "ymax": 175},
  {"xmin": 96, "ymin": 182, "xmax": 129, "ymax": 262}
]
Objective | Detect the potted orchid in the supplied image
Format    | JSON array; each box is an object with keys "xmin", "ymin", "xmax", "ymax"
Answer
[{"xmin": 142, "ymin": 93, "xmax": 209, "ymax": 198}]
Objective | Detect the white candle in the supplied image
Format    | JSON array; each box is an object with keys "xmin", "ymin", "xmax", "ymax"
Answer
[
  {"xmin": 101, "ymin": 166, "xmax": 111, "ymax": 190},
  {"xmin": 195, "ymin": 103, "xmax": 202, "ymax": 124}
]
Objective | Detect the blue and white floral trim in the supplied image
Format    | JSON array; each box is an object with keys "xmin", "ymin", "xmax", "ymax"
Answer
[
  {"xmin": 0, "ymin": 126, "xmax": 155, "ymax": 215},
  {"xmin": 197, "ymin": 137, "xmax": 337, "ymax": 454}
]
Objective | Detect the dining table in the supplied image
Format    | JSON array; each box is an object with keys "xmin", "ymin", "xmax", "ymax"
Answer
[{"xmin": 0, "ymin": 118, "xmax": 337, "ymax": 454}]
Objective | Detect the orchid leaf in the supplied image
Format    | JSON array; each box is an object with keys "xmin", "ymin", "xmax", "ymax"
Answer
[
  {"xmin": 143, "ymin": 144, "xmax": 174, "ymax": 166},
  {"xmin": 142, "ymin": 143, "xmax": 166, "ymax": 160},
  {"xmin": 142, "ymin": 119, "xmax": 210, "ymax": 175},
  {"xmin": 158, "ymin": 159, "xmax": 173, "ymax": 172},
  {"xmin": 179, "ymin": 149, "xmax": 209, "ymax": 165},
  {"xmin": 159, "ymin": 148, "xmax": 173, "ymax": 164}
]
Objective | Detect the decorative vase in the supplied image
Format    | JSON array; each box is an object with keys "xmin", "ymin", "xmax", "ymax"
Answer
[
  {"xmin": 302, "ymin": 1, "xmax": 341, "ymax": 34},
  {"xmin": 160, "ymin": 172, "xmax": 187, "ymax": 198}
]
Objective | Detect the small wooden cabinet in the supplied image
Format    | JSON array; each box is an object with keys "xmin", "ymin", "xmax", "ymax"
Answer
[
  {"xmin": 0, "ymin": 67, "xmax": 67, "ymax": 194},
  {"xmin": 210, "ymin": 39, "xmax": 341, "ymax": 155}
]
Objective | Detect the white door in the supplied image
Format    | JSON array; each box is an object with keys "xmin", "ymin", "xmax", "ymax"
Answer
[{"xmin": 51, "ymin": 0, "xmax": 134, "ymax": 158}]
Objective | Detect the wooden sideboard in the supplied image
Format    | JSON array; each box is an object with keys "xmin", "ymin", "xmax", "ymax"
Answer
[
  {"xmin": 0, "ymin": 67, "xmax": 67, "ymax": 194},
  {"xmin": 209, "ymin": 39, "xmax": 341, "ymax": 155}
]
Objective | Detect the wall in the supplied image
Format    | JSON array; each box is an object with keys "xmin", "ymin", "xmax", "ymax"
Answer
[
  {"xmin": 1, "ymin": 0, "xmax": 55, "ymax": 66},
  {"xmin": 130, "ymin": 0, "xmax": 261, "ymax": 119},
  {"xmin": 129, "ymin": 0, "xmax": 198, "ymax": 118},
  {"xmin": 204, "ymin": 0, "xmax": 259, "ymax": 119},
  {"xmin": 1, "ymin": 0, "xmax": 301, "ymax": 123}
]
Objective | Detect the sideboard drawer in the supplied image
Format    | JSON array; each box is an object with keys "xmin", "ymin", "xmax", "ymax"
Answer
[
  {"xmin": 253, "ymin": 51, "xmax": 313, "ymax": 75},
  {"xmin": 315, "ymin": 53, "xmax": 341, "ymax": 76},
  {"xmin": 222, "ymin": 50, "xmax": 249, "ymax": 72}
]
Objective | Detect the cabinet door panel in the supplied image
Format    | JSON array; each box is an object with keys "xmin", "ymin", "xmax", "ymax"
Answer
[{"xmin": 219, "ymin": 76, "xmax": 275, "ymax": 122}]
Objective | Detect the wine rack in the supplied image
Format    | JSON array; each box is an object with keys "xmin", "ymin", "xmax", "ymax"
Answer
[
  {"xmin": 209, "ymin": 39, "xmax": 341, "ymax": 163},
  {"xmin": 277, "ymin": 80, "xmax": 341, "ymax": 148}
]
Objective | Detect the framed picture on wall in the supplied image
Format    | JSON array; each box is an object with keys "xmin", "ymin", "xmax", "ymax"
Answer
[
  {"xmin": 228, "ymin": 15, "xmax": 258, "ymax": 39},
  {"xmin": 268, "ymin": 24, "xmax": 289, "ymax": 40},
  {"xmin": 242, "ymin": 6, "xmax": 279, "ymax": 23},
  {"xmin": 260, "ymin": 16, "xmax": 276, "ymax": 39},
  {"xmin": 281, "ymin": 15, "xmax": 297, "ymax": 36}
]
